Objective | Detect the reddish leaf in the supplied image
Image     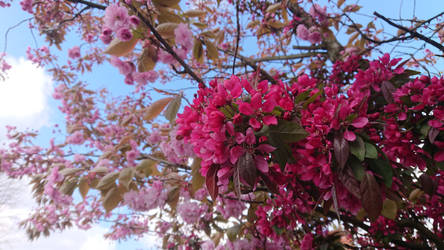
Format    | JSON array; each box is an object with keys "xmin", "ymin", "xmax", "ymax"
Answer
[
  {"xmin": 338, "ymin": 168, "xmax": 361, "ymax": 199},
  {"xmin": 419, "ymin": 174, "xmax": 437, "ymax": 195},
  {"xmin": 258, "ymin": 171, "xmax": 278, "ymax": 193},
  {"xmin": 237, "ymin": 153, "xmax": 257, "ymax": 187},
  {"xmin": 206, "ymin": 166, "xmax": 219, "ymax": 200},
  {"xmin": 351, "ymin": 117, "xmax": 368, "ymax": 128},
  {"xmin": 381, "ymin": 80, "xmax": 396, "ymax": 103},
  {"xmin": 334, "ymin": 133, "xmax": 349, "ymax": 171},
  {"xmin": 360, "ymin": 172, "xmax": 383, "ymax": 221},
  {"xmin": 428, "ymin": 127, "xmax": 439, "ymax": 144}
]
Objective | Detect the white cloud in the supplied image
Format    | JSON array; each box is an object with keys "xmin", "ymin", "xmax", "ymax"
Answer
[
  {"xmin": 0, "ymin": 176, "xmax": 116, "ymax": 250},
  {"xmin": 0, "ymin": 57, "xmax": 52, "ymax": 140}
]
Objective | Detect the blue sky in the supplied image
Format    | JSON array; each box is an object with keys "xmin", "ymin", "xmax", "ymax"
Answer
[{"xmin": 0, "ymin": 0, "xmax": 443, "ymax": 249}]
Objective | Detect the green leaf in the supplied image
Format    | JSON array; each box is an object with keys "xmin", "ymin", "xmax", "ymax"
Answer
[
  {"xmin": 293, "ymin": 90, "xmax": 311, "ymax": 104},
  {"xmin": 349, "ymin": 157, "xmax": 365, "ymax": 181},
  {"xmin": 268, "ymin": 120, "xmax": 308, "ymax": 143},
  {"xmin": 368, "ymin": 158, "xmax": 393, "ymax": 187},
  {"xmin": 381, "ymin": 199, "xmax": 397, "ymax": 220},
  {"xmin": 350, "ymin": 136, "xmax": 365, "ymax": 161},
  {"xmin": 303, "ymin": 86, "xmax": 324, "ymax": 108},
  {"xmin": 365, "ymin": 142, "xmax": 378, "ymax": 159}
]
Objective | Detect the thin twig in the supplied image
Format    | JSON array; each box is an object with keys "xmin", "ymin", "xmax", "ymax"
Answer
[
  {"xmin": 125, "ymin": 4, "xmax": 205, "ymax": 85},
  {"xmin": 374, "ymin": 11, "xmax": 444, "ymax": 52},
  {"xmin": 232, "ymin": 0, "xmax": 241, "ymax": 75}
]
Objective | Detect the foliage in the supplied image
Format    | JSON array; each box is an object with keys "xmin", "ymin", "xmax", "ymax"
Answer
[{"xmin": 1, "ymin": 0, "xmax": 444, "ymax": 249}]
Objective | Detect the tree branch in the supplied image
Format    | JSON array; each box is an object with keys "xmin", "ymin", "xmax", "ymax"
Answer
[
  {"xmin": 221, "ymin": 49, "xmax": 277, "ymax": 84},
  {"xmin": 125, "ymin": 4, "xmax": 205, "ymax": 85},
  {"xmin": 66, "ymin": 0, "xmax": 106, "ymax": 10},
  {"xmin": 374, "ymin": 11, "xmax": 444, "ymax": 52}
]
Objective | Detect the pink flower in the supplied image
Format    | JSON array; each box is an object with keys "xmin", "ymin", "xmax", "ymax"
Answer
[
  {"xmin": 174, "ymin": 23, "xmax": 193, "ymax": 51},
  {"xmin": 296, "ymin": 24, "xmax": 309, "ymax": 40},
  {"xmin": 20, "ymin": 0, "xmax": 33, "ymax": 13},
  {"xmin": 177, "ymin": 201, "xmax": 205, "ymax": 224},
  {"xmin": 301, "ymin": 233, "xmax": 313, "ymax": 250},
  {"xmin": 68, "ymin": 46, "xmax": 81, "ymax": 59},
  {"xmin": 104, "ymin": 4, "xmax": 129, "ymax": 31},
  {"xmin": 263, "ymin": 115, "xmax": 277, "ymax": 125},
  {"xmin": 239, "ymin": 102, "xmax": 254, "ymax": 115},
  {"xmin": 116, "ymin": 28, "xmax": 132, "ymax": 41},
  {"xmin": 66, "ymin": 130, "xmax": 84, "ymax": 144},
  {"xmin": 344, "ymin": 129, "xmax": 356, "ymax": 141}
]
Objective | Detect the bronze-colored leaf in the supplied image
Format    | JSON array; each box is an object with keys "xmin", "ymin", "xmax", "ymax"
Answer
[
  {"xmin": 360, "ymin": 172, "xmax": 382, "ymax": 221},
  {"xmin": 136, "ymin": 159, "xmax": 158, "ymax": 177},
  {"xmin": 78, "ymin": 177, "xmax": 89, "ymax": 200},
  {"xmin": 205, "ymin": 40, "xmax": 219, "ymax": 61},
  {"xmin": 206, "ymin": 166, "xmax": 219, "ymax": 200},
  {"xmin": 192, "ymin": 38, "xmax": 204, "ymax": 64},
  {"xmin": 266, "ymin": 3, "xmax": 281, "ymax": 13},
  {"xmin": 419, "ymin": 174, "xmax": 437, "ymax": 195},
  {"xmin": 119, "ymin": 167, "xmax": 135, "ymax": 189},
  {"xmin": 102, "ymin": 187, "xmax": 122, "ymax": 213},
  {"xmin": 104, "ymin": 36, "xmax": 138, "ymax": 57},
  {"xmin": 191, "ymin": 158, "xmax": 205, "ymax": 195},
  {"xmin": 144, "ymin": 97, "xmax": 174, "ymax": 122},
  {"xmin": 164, "ymin": 95, "xmax": 181, "ymax": 124},
  {"xmin": 96, "ymin": 172, "xmax": 119, "ymax": 190},
  {"xmin": 59, "ymin": 168, "xmax": 83, "ymax": 177},
  {"xmin": 156, "ymin": 22, "xmax": 179, "ymax": 39},
  {"xmin": 138, "ymin": 45, "xmax": 158, "ymax": 72},
  {"xmin": 166, "ymin": 186, "xmax": 180, "ymax": 210},
  {"xmin": 152, "ymin": 0, "xmax": 180, "ymax": 8},
  {"xmin": 183, "ymin": 9, "xmax": 206, "ymax": 18},
  {"xmin": 59, "ymin": 177, "xmax": 78, "ymax": 195},
  {"xmin": 334, "ymin": 133, "xmax": 349, "ymax": 171},
  {"xmin": 381, "ymin": 199, "xmax": 397, "ymax": 220},
  {"xmin": 236, "ymin": 153, "xmax": 257, "ymax": 188}
]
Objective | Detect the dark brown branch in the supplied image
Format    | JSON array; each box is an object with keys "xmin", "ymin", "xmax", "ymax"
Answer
[
  {"xmin": 66, "ymin": 0, "xmax": 106, "ymax": 10},
  {"xmin": 221, "ymin": 49, "xmax": 277, "ymax": 84},
  {"xmin": 125, "ymin": 4, "xmax": 205, "ymax": 85},
  {"xmin": 232, "ymin": 0, "xmax": 241, "ymax": 75},
  {"xmin": 374, "ymin": 11, "xmax": 444, "ymax": 52}
]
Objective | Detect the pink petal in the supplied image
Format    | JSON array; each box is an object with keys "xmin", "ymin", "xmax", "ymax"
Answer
[
  {"xmin": 239, "ymin": 102, "xmax": 254, "ymax": 115},
  {"xmin": 245, "ymin": 128, "xmax": 256, "ymax": 145},
  {"xmin": 249, "ymin": 118, "xmax": 262, "ymax": 130},
  {"xmin": 351, "ymin": 117, "xmax": 368, "ymax": 128},
  {"xmin": 344, "ymin": 129, "xmax": 356, "ymax": 141},
  {"xmin": 434, "ymin": 150, "xmax": 444, "ymax": 162},
  {"xmin": 235, "ymin": 132, "xmax": 245, "ymax": 144},
  {"xmin": 263, "ymin": 115, "xmax": 277, "ymax": 125},
  {"xmin": 230, "ymin": 146, "xmax": 245, "ymax": 164},
  {"xmin": 255, "ymin": 156, "xmax": 269, "ymax": 173},
  {"xmin": 256, "ymin": 144, "xmax": 276, "ymax": 153},
  {"xmin": 429, "ymin": 120, "xmax": 442, "ymax": 128}
]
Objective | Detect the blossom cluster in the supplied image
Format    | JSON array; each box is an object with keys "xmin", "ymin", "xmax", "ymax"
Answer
[{"xmin": 101, "ymin": 4, "xmax": 140, "ymax": 43}]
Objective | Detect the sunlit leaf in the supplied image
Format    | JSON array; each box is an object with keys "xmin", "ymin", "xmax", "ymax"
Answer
[
  {"xmin": 144, "ymin": 97, "xmax": 174, "ymax": 122},
  {"xmin": 104, "ymin": 36, "xmax": 138, "ymax": 57},
  {"xmin": 164, "ymin": 95, "xmax": 182, "ymax": 124}
]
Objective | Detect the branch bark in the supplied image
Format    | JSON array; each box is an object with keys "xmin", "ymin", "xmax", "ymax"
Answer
[{"xmin": 374, "ymin": 11, "xmax": 444, "ymax": 53}]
